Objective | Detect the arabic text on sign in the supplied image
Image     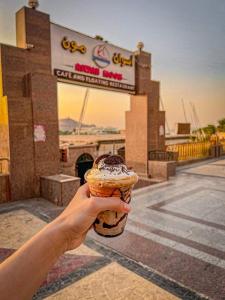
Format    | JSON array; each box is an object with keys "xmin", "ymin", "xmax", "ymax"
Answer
[
  {"xmin": 61, "ymin": 37, "xmax": 87, "ymax": 54},
  {"xmin": 112, "ymin": 53, "xmax": 133, "ymax": 67}
]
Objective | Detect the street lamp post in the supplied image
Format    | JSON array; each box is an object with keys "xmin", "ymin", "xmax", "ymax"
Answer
[{"xmin": 28, "ymin": 0, "xmax": 39, "ymax": 9}]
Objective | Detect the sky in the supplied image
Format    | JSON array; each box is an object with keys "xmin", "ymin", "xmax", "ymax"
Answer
[{"xmin": 0, "ymin": 0, "xmax": 225, "ymax": 131}]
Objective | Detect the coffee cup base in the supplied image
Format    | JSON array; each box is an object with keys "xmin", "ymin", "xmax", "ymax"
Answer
[{"xmin": 93, "ymin": 227, "xmax": 125, "ymax": 238}]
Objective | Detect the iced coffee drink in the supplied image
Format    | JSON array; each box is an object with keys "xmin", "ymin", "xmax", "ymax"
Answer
[{"xmin": 85, "ymin": 154, "xmax": 138, "ymax": 237}]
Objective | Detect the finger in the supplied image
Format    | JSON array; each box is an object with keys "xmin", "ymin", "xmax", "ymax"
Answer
[{"xmin": 90, "ymin": 196, "xmax": 131, "ymax": 214}]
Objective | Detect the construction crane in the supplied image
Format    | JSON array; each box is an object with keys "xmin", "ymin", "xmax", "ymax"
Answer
[
  {"xmin": 189, "ymin": 102, "xmax": 206, "ymax": 140},
  {"xmin": 181, "ymin": 98, "xmax": 188, "ymax": 123},
  {"xmin": 77, "ymin": 88, "xmax": 89, "ymax": 135},
  {"xmin": 189, "ymin": 102, "xmax": 200, "ymax": 139},
  {"xmin": 160, "ymin": 97, "xmax": 171, "ymax": 135}
]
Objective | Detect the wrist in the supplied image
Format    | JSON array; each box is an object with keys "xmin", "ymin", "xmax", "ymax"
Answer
[{"xmin": 43, "ymin": 218, "xmax": 68, "ymax": 257}]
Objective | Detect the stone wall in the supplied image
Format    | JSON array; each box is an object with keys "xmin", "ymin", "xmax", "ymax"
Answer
[
  {"xmin": 61, "ymin": 144, "xmax": 98, "ymax": 176},
  {"xmin": 148, "ymin": 160, "xmax": 176, "ymax": 180},
  {"xmin": 125, "ymin": 51, "xmax": 165, "ymax": 176},
  {"xmin": 0, "ymin": 7, "xmax": 60, "ymax": 201},
  {"xmin": 0, "ymin": 47, "xmax": 10, "ymax": 172},
  {"xmin": 126, "ymin": 95, "xmax": 149, "ymax": 176}
]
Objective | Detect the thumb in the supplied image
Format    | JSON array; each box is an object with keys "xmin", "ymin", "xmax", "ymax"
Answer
[{"xmin": 91, "ymin": 196, "xmax": 131, "ymax": 214}]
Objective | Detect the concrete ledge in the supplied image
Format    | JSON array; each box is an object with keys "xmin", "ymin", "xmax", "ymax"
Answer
[
  {"xmin": 134, "ymin": 177, "xmax": 152, "ymax": 190},
  {"xmin": 148, "ymin": 160, "xmax": 176, "ymax": 180},
  {"xmin": 41, "ymin": 174, "xmax": 80, "ymax": 206}
]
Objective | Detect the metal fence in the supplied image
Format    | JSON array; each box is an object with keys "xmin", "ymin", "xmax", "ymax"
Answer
[
  {"xmin": 221, "ymin": 141, "xmax": 225, "ymax": 154},
  {"xmin": 166, "ymin": 142, "xmax": 212, "ymax": 161}
]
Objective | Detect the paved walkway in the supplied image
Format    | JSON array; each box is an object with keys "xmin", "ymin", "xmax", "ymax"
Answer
[{"xmin": 1, "ymin": 157, "xmax": 225, "ymax": 299}]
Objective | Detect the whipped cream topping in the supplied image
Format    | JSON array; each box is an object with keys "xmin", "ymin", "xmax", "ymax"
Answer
[{"xmin": 87, "ymin": 158, "xmax": 136, "ymax": 180}]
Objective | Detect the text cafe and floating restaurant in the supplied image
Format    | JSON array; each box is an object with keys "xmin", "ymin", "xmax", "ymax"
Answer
[{"xmin": 0, "ymin": 1, "xmax": 166, "ymax": 204}]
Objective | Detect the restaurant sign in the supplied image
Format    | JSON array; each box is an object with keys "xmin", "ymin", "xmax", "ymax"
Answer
[{"xmin": 50, "ymin": 24, "xmax": 135, "ymax": 94}]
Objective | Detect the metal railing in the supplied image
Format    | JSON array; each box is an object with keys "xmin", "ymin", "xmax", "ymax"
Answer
[
  {"xmin": 166, "ymin": 142, "xmax": 211, "ymax": 161},
  {"xmin": 149, "ymin": 150, "xmax": 178, "ymax": 161},
  {"xmin": 221, "ymin": 141, "xmax": 225, "ymax": 154},
  {"xmin": 0, "ymin": 158, "xmax": 10, "ymax": 174}
]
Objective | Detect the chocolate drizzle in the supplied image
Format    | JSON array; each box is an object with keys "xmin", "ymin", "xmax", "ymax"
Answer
[
  {"xmin": 94, "ymin": 154, "xmax": 110, "ymax": 165},
  {"xmin": 104, "ymin": 155, "xmax": 124, "ymax": 165},
  {"xmin": 119, "ymin": 187, "xmax": 131, "ymax": 202},
  {"xmin": 102, "ymin": 213, "xmax": 127, "ymax": 229},
  {"xmin": 121, "ymin": 165, "xmax": 130, "ymax": 175}
]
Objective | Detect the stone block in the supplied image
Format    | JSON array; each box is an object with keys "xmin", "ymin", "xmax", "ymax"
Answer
[
  {"xmin": 133, "ymin": 177, "xmax": 152, "ymax": 189},
  {"xmin": 41, "ymin": 174, "xmax": 80, "ymax": 206},
  {"xmin": 148, "ymin": 160, "xmax": 176, "ymax": 180}
]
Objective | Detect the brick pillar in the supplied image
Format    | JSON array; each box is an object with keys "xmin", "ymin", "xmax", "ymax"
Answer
[
  {"xmin": 26, "ymin": 72, "xmax": 60, "ymax": 196},
  {"xmin": 16, "ymin": 6, "xmax": 52, "ymax": 74},
  {"xmin": 126, "ymin": 95, "xmax": 149, "ymax": 176},
  {"xmin": 135, "ymin": 51, "xmax": 151, "ymax": 94},
  {"xmin": 148, "ymin": 80, "xmax": 165, "ymax": 152},
  {"xmin": 0, "ymin": 49, "xmax": 10, "ymax": 170},
  {"xmin": 125, "ymin": 50, "xmax": 165, "ymax": 176},
  {"xmin": 0, "ymin": 7, "xmax": 59, "ymax": 200}
]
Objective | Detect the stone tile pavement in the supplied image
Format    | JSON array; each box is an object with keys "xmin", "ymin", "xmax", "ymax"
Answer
[{"xmin": 1, "ymin": 157, "xmax": 225, "ymax": 299}]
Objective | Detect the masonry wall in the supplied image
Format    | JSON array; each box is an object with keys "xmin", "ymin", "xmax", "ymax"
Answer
[
  {"xmin": 148, "ymin": 80, "xmax": 165, "ymax": 152},
  {"xmin": 0, "ymin": 7, "xmax": 60, "ymax": 200},
  {"xmin": 16, "ymin": 7, "xmax": 52, "ymax": 74},
  {"xmin": 0, "ymin": 174, "xmax": 10, "ymax": 203},
  {"xmin": 126, "ymin": 95, "xmax": 148, "ymax": 176},
  {"xmin": 61, "ymin": 145, "xmax": 97, "ymax": 176},
  {"xmin": 135, "ymin": 51, "xmax": 151, "ymax": 94},
  {"xmin": 0, "ymin": 48, "xmax": 10, "ymax": 172},
  {"xmin": 158, "ymin": 111, "xmax": 166, "ymax": 151},
  {"xmin": 125, "ymin": 51, "xmax": 165, "ymax": 176}
]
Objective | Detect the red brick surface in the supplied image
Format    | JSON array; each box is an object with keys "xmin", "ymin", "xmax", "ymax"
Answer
[
  {"xmin": 125, "ymin": 52, "xmax": 165, "ymax": 176},
  {"xmin": 1, "ymin": 7, "xmax": 59, "ymax": 201}
]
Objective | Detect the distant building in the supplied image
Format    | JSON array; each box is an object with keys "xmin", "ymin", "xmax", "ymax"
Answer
[{"xmin": 59, "ymin": 118, "xmax": 96, "ymax": 133}]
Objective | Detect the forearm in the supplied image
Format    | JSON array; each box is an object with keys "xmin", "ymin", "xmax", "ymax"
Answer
[
  {"xmin": 0, "ymin": 183, "xmax": 129, "ymax": 300},
  {"xmin": 0, "ymin": 219, "xmax": 66, "ymax": 300}
]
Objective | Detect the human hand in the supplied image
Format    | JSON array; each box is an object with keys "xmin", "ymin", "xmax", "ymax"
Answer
[{"xmin": 52, "ymin": 183, "xmax": 131, "ymax": 252}]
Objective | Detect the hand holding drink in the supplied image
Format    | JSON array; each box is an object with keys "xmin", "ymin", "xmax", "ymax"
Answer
[{"xmin": 85, "ymin": 154, "xmax": 138, "ymax": 237}]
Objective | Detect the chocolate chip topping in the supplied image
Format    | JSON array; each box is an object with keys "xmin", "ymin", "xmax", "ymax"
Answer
[
  {"xmin": 104, "ymin": 155, "xmax": 125, "ymax": 165},
  {"xmin": 94, "ymin": 154, "xmax": 110, "ymax": 165}
]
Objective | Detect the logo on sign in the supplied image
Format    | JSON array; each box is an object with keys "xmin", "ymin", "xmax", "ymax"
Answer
[{"xmin": 92, "ymin": 45, "xmax": 110, "ymax": 68}]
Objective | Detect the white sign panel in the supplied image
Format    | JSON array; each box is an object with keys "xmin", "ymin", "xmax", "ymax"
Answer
[
  {"xmin": 50, "ymin": 23, "xmax": 135, "ymax": 93},
  {"xmin": 34, "ymin": 125, "xmax": 46, "ymax": 142}
]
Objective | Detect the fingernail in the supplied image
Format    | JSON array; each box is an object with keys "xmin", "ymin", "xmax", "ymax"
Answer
[{"xmin": 123, "ymin": 203, "xmax": 131, "ymax": 212}]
